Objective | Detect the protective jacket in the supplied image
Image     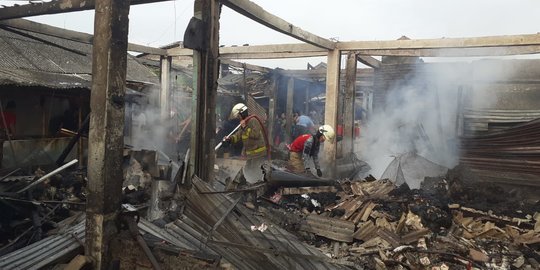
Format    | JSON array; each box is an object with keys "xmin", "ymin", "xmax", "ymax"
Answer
[{"xmin": 230, "ymin": 118, "xmax": 267, "ymax": 158}]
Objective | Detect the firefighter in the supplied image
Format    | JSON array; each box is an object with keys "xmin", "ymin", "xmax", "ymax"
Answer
[
  {"xmin": 224, "ymin": 103, "xmax": 267, "ymax": 158},
  {"xmin": 289, "ymin": 124, "xmax": 335, "ymax": 176},
  {"xmin": 223, "ymin": 103, "xmax": 267, "ymax": 183}
]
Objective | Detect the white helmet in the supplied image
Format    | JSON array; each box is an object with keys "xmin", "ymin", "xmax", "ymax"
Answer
[
  {"xmin": 230, "ymin": 103, "xmax": 248, "ymax": 119},
  {"xmin": 318, "ymin": 124, "xmax": 335, "ymax": 141}
]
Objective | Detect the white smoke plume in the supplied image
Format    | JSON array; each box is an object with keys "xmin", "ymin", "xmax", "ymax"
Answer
[{"xmin": 358, "ymin": 60, "xmax": 515, "ymax": 179}]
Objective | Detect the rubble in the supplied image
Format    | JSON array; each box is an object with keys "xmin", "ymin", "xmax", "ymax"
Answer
[
  {"xmin": 254, "ymin": 167, "xmax": 540, "ymax": 269},
  {"xmin": 0, "ymin": 146, "xmax": 538, "ymax": 269}
]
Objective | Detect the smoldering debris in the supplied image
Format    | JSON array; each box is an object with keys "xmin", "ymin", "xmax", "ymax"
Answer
[
  {"xmin": 0, "ymin": 166, "xmax": 86, "ymax": 256},
  {"xmin": 253, "ymin": 167, "xmax": 540, "ymax": 270}
]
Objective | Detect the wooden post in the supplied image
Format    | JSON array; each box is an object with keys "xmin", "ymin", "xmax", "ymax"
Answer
[
  {"xmin": 86, "ymin": 0, "xmax": 130, "ymax": 269},
  {"xmin": 343, "ymin": 52, "xmax": 357, "ymax": 154},
  {"xmin": 189, "ymin": 0, "xmax": 220, "ymax": 182},
  {"xmin": 267, "ymin": 73, "xmax": 278, "ymax": 146},
  {"xmin": 160, "ymin": 55, "xmax": 172, "ymax": 120},
  {"xmin": 285, "ymin": 77, "xmax": 294, "ymax": 142},
  {"xmin": 78, "ymin": 95, "xmax": 84, "ymax": 168},
  {"xmin": 304, "ymin": 83, "xmax": 309, "ymax": 114},
  {"xmin": 323, "ymin": 49, "xmax": 341, "ymax": 177},
  {"xmin": 455, "ymin": 85, "xmax": 465, "ymax": 137}
]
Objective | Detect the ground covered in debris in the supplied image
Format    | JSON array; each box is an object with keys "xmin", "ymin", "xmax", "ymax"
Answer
[
  {"xmin": 255, "ymin": 166, "xmax": 540, "ymax": 270},
  {"xmin": 1, "ymin": 151, "xmax": 539, "ymax": 270}
]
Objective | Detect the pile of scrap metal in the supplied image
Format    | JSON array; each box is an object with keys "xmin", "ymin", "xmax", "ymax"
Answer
[
  {"xmin": 0, "ymin": 160, "xmax": 85, "ymax": 257},
  {"xmin": 0, "ymin": 150, "xmax": 359, "ymax": 269},
  {"xmin": 254, "ymin": 167, "xmax": 540, "ymax": 270}
]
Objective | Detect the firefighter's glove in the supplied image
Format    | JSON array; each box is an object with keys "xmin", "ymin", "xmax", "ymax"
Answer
[{"xmin": 222, "ymin": 137, "xmax": 231, "ymax": 147}]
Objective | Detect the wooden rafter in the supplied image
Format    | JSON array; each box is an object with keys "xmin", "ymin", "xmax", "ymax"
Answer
[
  {"xmin": 221, "ymin": 0, "xmax": 335, "ymax": 50},
  {"xmin": 220, "ymin": 59, "xmax": 272, "ymax": 73},
  {"xmin": 337, "ymin": 33, "xmax": 540, "ymax": 51},
  {"xmin": 0, "ymin": 0, "xmax": 171, "ymax": 20},
  {"xmin": 355, "ymin": 46, "xmax": 540, "ymax": 57},
  {"xmin": 168, "ymin": 43, "xmax": 327, "ymax": 59},
  {"xmin": 169, "ymin": 32, "xmax": 540, "ymax": 59},
  {"xmin": 356, "ymin": 55, "xmax": 380, "ymax": 68},
  {"xmin": 0, "ymin": 18, "xmax": 166, "ymax": 55}
]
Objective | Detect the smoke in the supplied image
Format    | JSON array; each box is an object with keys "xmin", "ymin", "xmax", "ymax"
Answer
[
  {"xmin": 358, "ymin": 60, "xmax": 512, "ymax": 179},
  {"xmin": 128, "ymin": 88, "xmax": 192, "ymax": 161}
]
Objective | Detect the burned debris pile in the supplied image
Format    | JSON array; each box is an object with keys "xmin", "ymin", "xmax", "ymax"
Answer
[
  {"xmin": 0, "ymin": 163, "xmax": 86, "ymax": 257},
  {"xmin": 257, "ymin": 167, "xmax": 540, "ymax": 270},
  {"xmin": 0, "ymin": 148, "xmax": 538, "ymax": 269}
]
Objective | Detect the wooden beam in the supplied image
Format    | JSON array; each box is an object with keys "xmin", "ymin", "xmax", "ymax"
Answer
[
  {"xmin": 337, "ymin": 33, "xmax": 540, "ymax": 51},
  {"xmin": 267, "ymin": 74, "xmax": 278, "ymax": 146},
  {"xmin": 85, "ymin": 0, "xmax": 130, "ymax": 268},
  {"xmin": 356, "ymin": 46, "xmax": 540, "ymax": 57},
  {"xmin": 0, "ymin": 0, "xmax": 170, "ymax": 20},
  {"xmin": 220, "ymin": 59, "xmax": 272, "ymax": 73},
  {"xmin": 170, "ymin": 32, "xmax": 540, "ymax": 59},
  {"xmin": 322, "ymin": 49, "xmax": 341, "ymax": 178},
  {"xmin": 221, "ymin": 0, "xmax": 335, "ymax": 49},
  {"xmin": 0, "ymin": 18, "xmax": 167, "ymax": 55},
  {"xmin": 189, "ymin": 0, "xmax": 220, "ymax": 182},
  {"xmin": 285, "ymin": 77, "xmax": 294, "ymax": 143},
  {"xmin": 357, "ymin": 55, "xmax": 380, "ymax": 68},
  {"xmin": 160, "ymin": 56, "xmax": 172, "ymax": 120},
  {"xmin": 343, "ymin": 52, "xmax": 357, "ymax": 155},
  {"xmin": 221, "ymin": 52, "xmax": 327, "ymax": 59},
  {"xmin": 168, "ymin": 43, "xmax": 327, "ymax": 59},
  {"xmin": 279, "ymin": 68, "xmax": 374, "ymax": 79}
]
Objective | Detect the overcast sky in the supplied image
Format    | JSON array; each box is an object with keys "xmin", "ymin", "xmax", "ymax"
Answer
[{"xmin": 11, "ymin": 0, "xmax": 540, "ymax": 69}]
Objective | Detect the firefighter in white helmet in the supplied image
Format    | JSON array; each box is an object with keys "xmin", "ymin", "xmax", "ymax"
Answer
[
  {"xmin": 224, "ymin": 103, "xmax": 267, "ymax": 158},
  {"xmin": 288, "ymin": 124, "xmax": 335, "ymax": 177},
  {"xmin": 223, "ymin": 103, "xmax": 267, "ymax": 183}
]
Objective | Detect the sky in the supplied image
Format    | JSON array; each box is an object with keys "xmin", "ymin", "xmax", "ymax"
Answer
[{"xmin": 6, "ymin": 0, "xmax": 540, "ymax": 69}]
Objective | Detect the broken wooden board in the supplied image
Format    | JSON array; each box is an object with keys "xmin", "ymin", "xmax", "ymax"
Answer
[
  {"xmin": 349, "ymin": 180, "xmax": 395, "ymax": 197},
  {"xmin": 301, "ymin": 214, "xmax": 355, "ymax": 242},
  {"xmin": 353, "ymin": 221, "xmax": 378, "ymax": 242},
  {"xmin": 281, "ymin": 186, "xmax": 337, "ymax": 195}
]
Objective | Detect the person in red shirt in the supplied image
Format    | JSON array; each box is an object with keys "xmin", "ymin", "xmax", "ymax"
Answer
[
  {"xmin": 288, "ymin": 124, "xmax": 335, "ymax": 177},
  {"xmin": 0, "ymin": 101, "xmax": 16, "ymax": 168}
]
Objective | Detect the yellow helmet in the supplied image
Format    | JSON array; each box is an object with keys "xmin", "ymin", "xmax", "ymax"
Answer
[
  {"xmin": 230, "ymin": 103, "xmax": 248, "ymax": 119},
  {"xmin": 319, "ymin": 124, "xmax": 335, "ymax": 141}
]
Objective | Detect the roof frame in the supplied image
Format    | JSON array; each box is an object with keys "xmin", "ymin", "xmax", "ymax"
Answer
[
  {"xmin": 0, "ymin": 0, "xmax": 171, "ymax": 20},
  {"xmin": 221, "ymin": 0, "xmax": 336, "ymax": 50}
]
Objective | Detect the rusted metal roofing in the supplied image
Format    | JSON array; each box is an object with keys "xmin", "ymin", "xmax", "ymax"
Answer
[
  {"xmin": 460, "ymin": 118, "xmax": 540, "ymax": 185},
  {"xmin": 169, "ymin": 176, "xmax": 354, "ymax": 270},
  {"xmin": 463, "ymin": 109, "xmax": 540, "ymax": 135},
  {"xmin": 0, "ymin": 26, "xmax": 158, "ymax": 88},
  {"xmin": 0, "ymin": 177, "xmax": 355, "ymax": 269}
]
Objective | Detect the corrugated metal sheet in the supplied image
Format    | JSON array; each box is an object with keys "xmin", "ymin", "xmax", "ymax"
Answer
[
  {"xmin": 300, "ymin": 214, "xmax": 355, "ymax": 242},
  {"xmin": 169, "ymin": 176, "xmax": 354, "ymax": 270},
  {"xmin": 0, "ymin": 68, "xmax": 90, "ymax": 89},
  {"xmin": 462, "ymin": 109, "xmax": 540, "ymax": 135},
  {"xmin": 460, "ymin": 118, "xmax": 540, "ymax": 186},
  {"xmin": 0, "ymin": 220, "xmax": 85, "ymax": 270},
  {"xmin": 0, "ymin": 176, "xmax": 354, "ymax": 270},
  {"xmin": 0, "ymin": 27, "xmax": 158, "ymax": 88}
]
